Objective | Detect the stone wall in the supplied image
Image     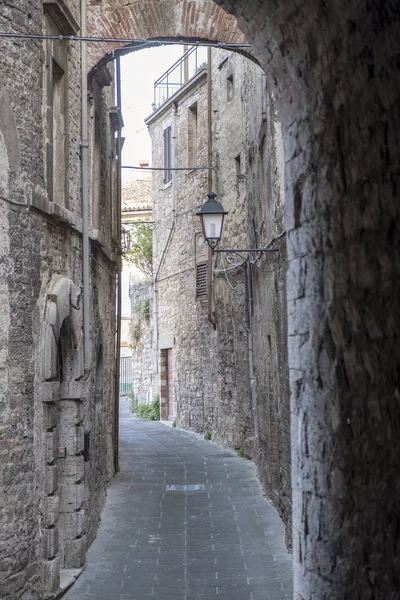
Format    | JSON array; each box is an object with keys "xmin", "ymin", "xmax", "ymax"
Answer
[
  {"xmin": 129, "ymin": 281, "xmax": 155, "ymax": 405},
  {"xmin": 215, "ymin": 0, "xmax": 400, "ymax": 597},
  {"xmin": 0, "ymin": 2, "xmax": 118, "ymax": 598}
]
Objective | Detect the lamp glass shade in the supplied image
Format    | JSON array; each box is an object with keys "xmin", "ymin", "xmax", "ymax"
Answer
[
  {"xmin": 201, "ymin": 213, "xmax": 224, "ymax": 248},
  {"xmin": 196, "ymin": 192, "xmax": 228, "ymax": 249}
]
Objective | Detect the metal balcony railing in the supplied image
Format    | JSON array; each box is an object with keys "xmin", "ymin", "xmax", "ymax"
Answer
[{"xmin": 153, "ymin": 46, "xmax": 208, "ymax": 109}]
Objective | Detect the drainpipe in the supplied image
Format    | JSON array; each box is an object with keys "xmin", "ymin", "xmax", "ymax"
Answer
[
  {"xmin": 153, "ymin": 101, "xmax": 177, "ymax": 413},
  {"xmin": 81, "ymin": 0, "xmax": 91, "ymax": 375},
  {"xmin": 114, "ymin": 56, "xmax": 122, "ymax": 473},
  {"xmin": 245, "ymin": 262, "xmax": 259, "ymax": 437},
  {"xmin": 171, "ymin": 101, "xmax": 177, "ymax": 227},
  {"xmin": 261, "ymin": 71, "xmax": 267, "ymax": 122},
  {"xmin": 207, "ymin": 47, "xmax": 216, "ymax": 328}
]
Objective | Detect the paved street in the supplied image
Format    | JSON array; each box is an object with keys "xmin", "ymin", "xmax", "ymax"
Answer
[{"xmin": 64, "ymin": 397, "xmax": 293, "ymax": 600}]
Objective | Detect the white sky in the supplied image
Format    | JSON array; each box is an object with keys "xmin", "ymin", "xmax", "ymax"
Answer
[
  {"xmin": 120, "ymin": 44, "xmax": 208, "ymax": 183},
  {"xmin": 119, "ymin": 45, "xmax": 208, "ymax": 315},
  {"xmin": 120, "ymin": 45, "xmax": 182, "ymax": 182}
]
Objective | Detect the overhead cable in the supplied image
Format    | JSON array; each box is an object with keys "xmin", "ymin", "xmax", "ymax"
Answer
[{"xmin": 0, "ymin": 32, "xmax": 251, "ymax": 48}]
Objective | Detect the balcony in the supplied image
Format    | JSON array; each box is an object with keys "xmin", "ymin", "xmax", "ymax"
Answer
[{"xmin": 153, "ymin": 46, "xmax": 208, "ymax": 109}]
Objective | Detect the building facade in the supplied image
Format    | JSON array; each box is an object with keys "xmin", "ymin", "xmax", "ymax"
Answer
[
  {"xmin": 0, "ymin": 2, "xmax": 120, "ymax": 598},
  {"xmin": 121, "ymin": 172, "xmax": 152, "ymax": 397},
  {"xmin": 144, "ymin": 47, "xmax": 291, "ymax": 543}
]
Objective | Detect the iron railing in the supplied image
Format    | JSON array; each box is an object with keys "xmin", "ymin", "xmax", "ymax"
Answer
[
  {"xmin": 120, "ymin": 355, "xmax": 133, "ymax": 394},
  {"xmin": 153, "ymin": 46, "xmax": 208, "ymax": 109}
]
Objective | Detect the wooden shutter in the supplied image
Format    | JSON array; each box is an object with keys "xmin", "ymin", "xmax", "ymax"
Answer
[{"xmin": 196, "ymin": 262, "xmax": 207, "ymax": 299}]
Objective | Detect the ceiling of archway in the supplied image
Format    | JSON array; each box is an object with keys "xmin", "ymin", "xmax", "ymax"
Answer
[{"xmin": 87, "ymin": 0, "xmax": 249, "ymax": 71}]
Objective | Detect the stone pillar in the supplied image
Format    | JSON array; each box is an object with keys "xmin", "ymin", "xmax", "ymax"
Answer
[
  {"xmin": 40, "ymin": 383, "xmax": 62, "ymax": 598},
  {"xmin": 58, "ymin": 392, "xmax": 86, "ymax": 569}
]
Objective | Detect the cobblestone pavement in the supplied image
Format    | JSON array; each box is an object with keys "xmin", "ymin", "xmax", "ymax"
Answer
[{"xmin": 64, "ymin": 397, "xmax": 293, "ymax": 600}]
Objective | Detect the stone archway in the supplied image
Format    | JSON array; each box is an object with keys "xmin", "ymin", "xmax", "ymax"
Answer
[
  {"xmin": 85, "ymin": 1, "xmax": 400, "ymax": 597},
  {"xmin": 38, "ymin": 275, "xmax": 88, "ymax": 597},
  {"xmin": 87, "ymin": 0, "xmax": 249, "ymax": 71}
]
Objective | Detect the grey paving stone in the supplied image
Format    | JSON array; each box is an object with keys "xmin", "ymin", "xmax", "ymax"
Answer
[{"xmin": 63, "ymin": 398, "xmax": 292, "ymax": 600}]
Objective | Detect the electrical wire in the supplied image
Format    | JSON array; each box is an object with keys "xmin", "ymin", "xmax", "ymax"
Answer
[
  {"xmin": 0, "ymin": 32, "xmax": 251, "ymax": 48},
  {"xmin": 122, "ymin": 165, "xmax": 215, "ymax": 171}
]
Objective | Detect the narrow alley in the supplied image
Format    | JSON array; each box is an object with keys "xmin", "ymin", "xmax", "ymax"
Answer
[{"xmin": 63, "ymin": 398, "xmax": 293, "ymax": 600}]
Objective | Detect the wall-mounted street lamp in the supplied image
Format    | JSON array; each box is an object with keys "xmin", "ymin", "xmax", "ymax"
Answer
[{"xmin": 197, "ymin": 192, "xmax": 279, "ymax": 257}]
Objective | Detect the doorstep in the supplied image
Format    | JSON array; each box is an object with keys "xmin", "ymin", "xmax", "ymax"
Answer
[{"xmin": 54, "ymin": 567, "xmax": 85, "ymax": 599}]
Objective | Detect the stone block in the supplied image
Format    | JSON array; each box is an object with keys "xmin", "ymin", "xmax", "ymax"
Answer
[
  {"xmin": 59, "ymin": 482, "xmax": 84, "ymax": 513},
  {"xmin": 41, "ymin": 555, "xmax": 60, "ymax": 597},
  {"xmin": 44, "ymin": 526, "xmax": 59, "ymax": 559},
  {"xmin": 63, "ymin": 535, "xmax": 86, "ymax": 569},
  {"xmin": 44, "ymin": 402, "xmax": 58, "ymax": 431},
  {"xmin": 45, "ymin": 494, "xmax": 59, "ymax": 527},
  {"xmin": 60, "ymin": 380, "xmax": 88, "ymax": 401},
  {"xmin": 58, "ymin": 508, "xmax": 85, "ymax": 540},
  {"xmin": 43, "ymin": 323, "xmax": 58, "ymax": 381},
  {"xmin": 58, "ymin": 401, "xmax": 84, "ymax": 454},
  {"xmin": 38, "ymin": 381, "xmax": 61, "ymax": 404},
  {"xmin": 58, "ymin": 455, "xmax": 84, "ymax": 483},
  {"xmin": 46, "ymin": 430, "xmax": 59, "ymax": 465},
  {"xmin": 46, "ymin": 464, "xmax": 58, "ymax": 496}
]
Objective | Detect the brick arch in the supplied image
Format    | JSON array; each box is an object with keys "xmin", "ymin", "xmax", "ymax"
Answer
[{"xmin": 87, "ymin": 0, "xmax": 249, "ymax": 71}]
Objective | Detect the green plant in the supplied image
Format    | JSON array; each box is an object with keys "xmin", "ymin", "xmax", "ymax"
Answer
[
  {"xmin": 128, "ymin": 391, "xmax": 139, "ymax": 413},
  {"xmin": 152, "ymin": 396, "xmax": 160, "ymax": 421},
  {"xmin": 123, "ymin": 222, "xmax": 153, "ymax": 279},
  {"xmin": 237, "ymin": 446, "xmax": 244, "ymax": 457},
  {"xmin": 130, "ymin": 322, "xmax": 141, "ymax": 348},
  {"xmin": 172, "ymin": 419, "xmax": 177, "ymax": 428},
  {"xmin": 204, "ymin": 432, "xmax": 212, "ymax": 440},
  {"xmin": 132, "ymin": 397, "xmax": 160, "ymax": 421},
  {"xmin": 195, "ymin": 61, "xmax": 208, "ymax": 73},
  {"xmin": 141, "ymin": 299, "xmax": 150, "ymax": 321}
]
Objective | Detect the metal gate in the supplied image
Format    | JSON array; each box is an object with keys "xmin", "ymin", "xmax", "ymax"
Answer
[{"xmin": 120, "ymin": 356, "xmax": 133, "ymax": 394}]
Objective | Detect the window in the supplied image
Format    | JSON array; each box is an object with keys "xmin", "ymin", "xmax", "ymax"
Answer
[
  {"xmin": 91, "ymin": 110, "xmax": 102, "ymax": 231},
  {"xmin": 51, "ymin": 59, "xmax": 67, "ymax": 205},
  {"xmin": 44, "ymin": 11, "xmax": 69, "ymax": 207},
  {"xmin": 196, "ymin": 262, "xmax": 207, "ymax": 300},
  {"xmin": 188, "ymin": 103, "xmax": 198, "ymax": 168},
  {"xmin": 163, "ymin": 125, "xmax": 172, "ymax": 184},
  {"xmin": 235, "ymin": 154, "xmax": 241, "ymax": 177},
  {"xmin": 227, "ymin": 74, "xmax": 234, "ymax": 102}
]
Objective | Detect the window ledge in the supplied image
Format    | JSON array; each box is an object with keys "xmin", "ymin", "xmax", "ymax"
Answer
[{"xmin": 43, "ymin": 0, "xmax": 80, "ymax": 35}]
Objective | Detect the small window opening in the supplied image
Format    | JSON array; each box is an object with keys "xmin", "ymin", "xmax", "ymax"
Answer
[
  {"xmin": 227, "ymin": 74, "xmax": 234, "ymax": 102},
  {"xmin": 188, "ymin": 103, "xmax": 198, "ymax": 168},
  {"xmin": 235, "ymin": 154, "xmax": 241, "ymax": 177},
  {"xmin": 92, "ymin": 112, "xmax": 102, "ymax": 230},
  {"xmin": 52, "ymin": 59, "xmax": 66, "ymax": 204}
]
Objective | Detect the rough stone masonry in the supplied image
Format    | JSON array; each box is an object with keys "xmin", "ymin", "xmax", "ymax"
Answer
[
  {"xmin": 1, "ymin": 1, "xmax": 400, "ymax": 599},
  {"xmin": 1, "ymin": 1, "xmax": 118, "ymax": 598}
]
